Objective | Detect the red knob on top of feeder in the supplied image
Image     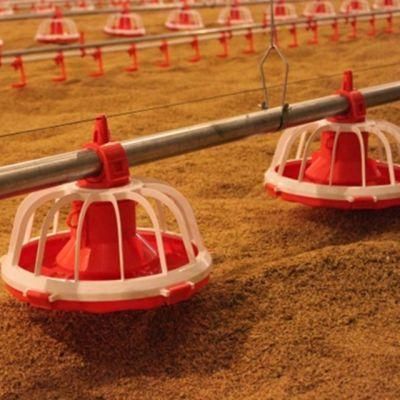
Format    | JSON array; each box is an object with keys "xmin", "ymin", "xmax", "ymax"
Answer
[{"xmin": 79, "ymin": 115, "xmax": 130, "ymax": 189}]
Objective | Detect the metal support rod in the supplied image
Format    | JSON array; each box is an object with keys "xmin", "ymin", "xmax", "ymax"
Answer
[
  {"xmin": 0, "ymin": 81, "xmax": 398, "ymax": 199},
  {"xmin": 1, "ymin": 9, "xmax": 399, "ymax": 63}
]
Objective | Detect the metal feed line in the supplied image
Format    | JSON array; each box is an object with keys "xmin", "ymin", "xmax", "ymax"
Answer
[{"xmin": 0, "ymin": 80, "xmax": 398, "ymax": 199}]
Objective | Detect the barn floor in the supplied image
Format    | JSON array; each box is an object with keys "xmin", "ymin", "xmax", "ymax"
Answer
[{"xmin": 0, "ymin": 6, "xmax": 400, "ymax": 399}]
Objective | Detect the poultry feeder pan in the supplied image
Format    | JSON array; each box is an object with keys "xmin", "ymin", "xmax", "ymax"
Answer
[
  {"xmin": 165, "ymin": 4, "xmax": 204, "ymax": 30},
  {"xmin": 373, "ymin": 0, "xmax": 400, "ymax": 9},
  {"xmin": 217, "ymin": 3, "xmax": 254, "ymax": 25},
  {"xmin": 35, "ymin": 9, "xmax": 80, "ymax": 44},
  {"xmin": 303, "ymin": 0, "xmax": 336, "ymax": 17},
  {"xmin": 264, "ymin": 71, "xmax": 400, "ymax": 210},
  {"xmin": 264, "ymin": 0, "xmax": 298, "ymax": 22},
  {"xmin": 104, "ymin": 10, "xmax": 146, "ymax": 37},
  {"xmin": 0, "ymin": 116, "xmax": 212, "ymax": 313},
  {"xmin": 0, "ymin": 1, "xmax": 13, "ymax": 16},
  {"xmin": 340, "ymin": 0, "xmax": 370, "ymax": 13}
]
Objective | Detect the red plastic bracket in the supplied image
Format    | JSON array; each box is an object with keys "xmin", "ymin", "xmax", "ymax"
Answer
[
  {"xmin": 331, "ymin": 18, "xmax": 340, "ymax": 41},
  {"xmin": 244, "ymin": 28, "xmax": 255, "ymax": 54},
  {"xmin": 79, "ymin": 115, "xmax": 130, "ymax": 189},
  {"xmin": 329, "ymin": 70, "xmax": 366, "ymax": 123},
  {"xmin": 157, "ymin": 40, "xmax": 170, "ymax": 68},
  {"xmin": 385, "ymin": 13, "xmax": 393, "ymax": 34},
  {"xmin": 11, "ymin": 56, "xmax": 26, "ymax": 89},
  {"xmin": 79, "ymin": 31, "xmax": 86, "ymax": 57},
  {"xmin": 53, "ymin": 51, "xmax": 67, "ymax": 82},
  {"xmin": 90, "ymin": 47, "xmax": 104, "ymax": 78},
  {"xmin": 368, "ymin": 15, "xmax": 376, "ymax": 36},
  {"xmin": 126, "ymin": 44, "xmax": 139, "ymax": 72},
  {"xmin": 348, "ymin": 16, "xmax": 358, "ymax": 39},
  {"xmin": 218, "ymin": 32, "xmax": 229, "ymax": 58},
  {"xmin": 306, "ymin": 19, "xmax": 319, "ymax": 45},
  {"xmin": 288, "ymin": 23, "xmax": 298, "ymax": 48},
  {"xmin": 189, "ymin": 35, "xmax": 201, "ymax": 63}
]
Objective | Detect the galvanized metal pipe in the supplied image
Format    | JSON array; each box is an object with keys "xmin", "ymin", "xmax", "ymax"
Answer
[
  {"xmin": 1, "ymin": 9, "xmax": 398, "ymax": 63},
  {"xmin": 0, "ymin": 80, "xmax": 398, "ymax": 199}
]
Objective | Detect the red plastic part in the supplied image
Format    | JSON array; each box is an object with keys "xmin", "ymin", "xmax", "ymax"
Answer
[
  {"xmin": 244, "ymin": 28, "xmax": 255, "ymax": 54},
  {"xmin": 218, "ymin": 32, "xmax": 229, "ymax": 58},
  {"xmin": 385, "ymin": 13, "xmax": 393, "ymax": 34},
  {"xmin": 157, "ymin": 40, "xmax": 170, "ymax": 68},
  {"xmin": 79, "ymin": 115, "xmax": 130, "ymax": 189},
  {"xmin": 306, "ymin": 19, "xmax": 319, "ymax": 45},
  {"xmin": 52, "ymin": 51, "xmax": 67, "ymax": 82},
  {"xmin": 11, "ymin": 56, "xmax": 27, "ymax": 89},
  {"xmin": 90, "ymin": 47, "xmax": 104, "ymax": 77},
  {"xmin": 126, "ymin": 44, "xmax": 139, "ymax": 72},
  {"xmin": 288, "ymin": 23, "xmax": 299, "ymax": 48},
  {"xmin": 331, "ymin": 18, "xmax": 340, "ymax": 41},
  {"xmin": 348, "ymin": 16, "xmax": 358, "ymax": 39},
  {"xmin": 189, "ymin": 35, "xmax": 201, "ymax": 63},
  {"xmin": 368, "ymin": 15, "xmax": 376, "ymax": 36},
  {"xmin": 5, "ymin": 276, "xmax": 209, "ymax": 313}
]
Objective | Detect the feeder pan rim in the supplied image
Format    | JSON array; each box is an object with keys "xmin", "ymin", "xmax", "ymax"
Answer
[{"xmin": 1, "ymin": 247, "xmax": 211, "ymax": 303}]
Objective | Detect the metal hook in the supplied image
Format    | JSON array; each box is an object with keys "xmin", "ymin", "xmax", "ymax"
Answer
[{"xmin": 259, "ymin": 0, "xmax": 290, "ymax": 112}]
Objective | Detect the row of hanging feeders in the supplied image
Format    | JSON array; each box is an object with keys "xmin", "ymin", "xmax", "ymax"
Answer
[
  {"xmin": 339, "ymin": 0, "xmax": 370, "ymax": 14},
  {"xmin": 0, "ymin": 0, "xmax": 13, "ymax": 16},
  {"xmin": 265, "ymin": 71, "xmax": 400, "ymax": 210},
  {"xmin": 32, "ymin": 0, "xmax": 55, "ymax": 13},
  {"xmin": 217, "ymin": 0, "xmax": 254, "ymax": 26},
  {"xmin": 1, "ymin": 116, "xmax": 212, "ymax": 313},
  {"xmin": 104, "ymin": 9, "xmax": 146, "ymax": 37},
  {"xmin": 303, "ymin": 0, "xmax": 336, "ymax": 17},
  {"xmin": 165, "ymin": 1, "xmax": 204, "ymax": 31},
  {"xmin": 35, "ymin": 9, "xmax": 80, "ymax": 44}
]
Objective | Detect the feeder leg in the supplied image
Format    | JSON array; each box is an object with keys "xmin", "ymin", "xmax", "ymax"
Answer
[
  {"xmin": 126, "ymin": 44, "xmax": 139, "ymax": 72},
  {"xmin": 53, "ymin": 52, "xmax": 67, "ymax": 82},
  {"xmin": 90, "ymin": 48, "xmax": 104, "ymax": 78},
  {"xmin": 331, "ymin": 19, "xmax": 340, "ymax": 42},
  {"xmin": 11, "ymin": 56, "xmax": 26, "ymax": 89},
  {"xmin": 218, "ymin": 33, "xmax": 229, "ymax": 58},
  {"xmin": 288, "ymin": 23, "xmax": 298, "ymax": 48},
  {"xmin": 243, "ymin": 29, "xmax": 255, "ymax": 54},
  {"xmin": 385, "ymin": 13, "xmax": 393, "ymax": 34},
  {"xmin": 348, "ymin": 18, "xmax": 357, "ymax": 39},
  {"xmin": 189, "ymin": 36, "xmax": 201, "ymax": 63},
  {"xmin": 368, "ymin": 16, "xmax": 376, "ymax": 36},
  {"xmin": 157, "ymin": 40, "xmax": 170, "ymax": 68}
]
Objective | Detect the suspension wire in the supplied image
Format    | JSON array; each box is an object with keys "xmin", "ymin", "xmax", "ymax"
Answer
[{"xmin": 0, "ymin": 61, "xmax": 399, "ymax": 140}]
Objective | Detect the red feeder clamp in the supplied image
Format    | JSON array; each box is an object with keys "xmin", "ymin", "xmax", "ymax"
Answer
[
  {"xmin": 0, "ymin": 116, "xmax": 212, "ymax": 313},
  {"xmin": 264, "ymin": 71, "xmax": 400, "ymax": 210}
]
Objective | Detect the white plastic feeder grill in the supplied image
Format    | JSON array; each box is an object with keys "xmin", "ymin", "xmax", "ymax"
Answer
[
  {"xmin": 104, "ymin": 10, "xmax": 146, "ymax": 37},
  {"xmin": 264, "ymin": 1, "xmax": 298, "ymax": 22},
  {"xmin": 264, "ymin": 72, "xmax": 400, "ymax": 210},
  {"xmin": 339, "ymin": 0, "xmax": 370, "ymax": 13},
  {"xmin": 35, "ymin": 11, "xmax": 80, "ymax": 44},
  {"xmin": 217, "ymin": 4, "xmax": 254, "ymax": 25},
  {"xmin": 0, "ymin": 1, "xmax": 14, "ymax": 16},
  {"xmin": 303, "ymin": 0, "xmax": 336, "ymax": 17},
  {"xmin": 373, "ymin": 0, "xmax": 400, "ymax": 9},
  {"xmin": 1, "ymin": 116, "xmax": 212, "ymax": 313},
  {"xmin": 165, "ymin": 5, "xmax": 204, "ymax": 30}
]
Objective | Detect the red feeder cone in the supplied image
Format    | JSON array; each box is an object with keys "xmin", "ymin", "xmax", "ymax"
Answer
[
  {"xmin": 1, "ymin": 115, "xmax": 212, "ymax": 313},
  {"xmin": 264, "ymin": 70, "xmax": 400, "ymax": 210}
]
